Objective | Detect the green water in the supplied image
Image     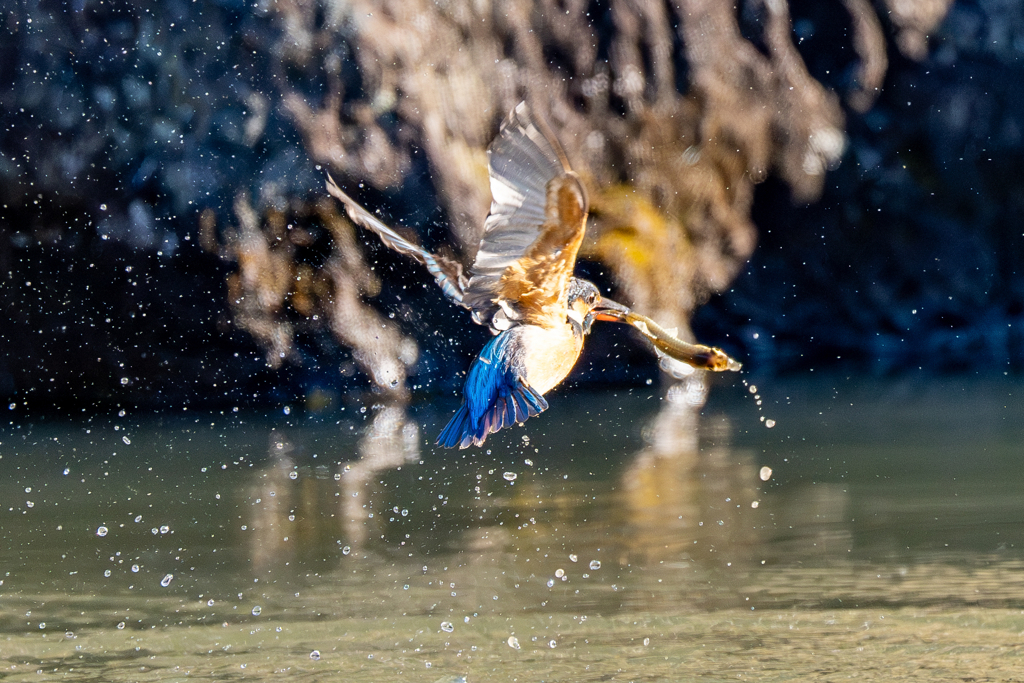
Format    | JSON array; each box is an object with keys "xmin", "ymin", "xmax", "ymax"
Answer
[{"xmin": 3, "ymin": 376, "xmax": 1024, "ymax": 681}]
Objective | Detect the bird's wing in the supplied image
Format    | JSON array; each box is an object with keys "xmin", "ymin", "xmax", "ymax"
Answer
[
  {"xmin": 436, "ymin": 330, "xmax": 549, "ymax": 449},
  {"xmin": 326, "ymin": 174, "xmax": 468, "ymax": 306},
  {"xmin": 463, "ymin": 102, "xmax": 589, "ymax": 330}
]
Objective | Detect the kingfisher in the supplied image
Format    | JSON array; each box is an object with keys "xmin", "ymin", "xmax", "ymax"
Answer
[{"xmin": 328, "ymin": 102, "xmax": 738, "ymax": 448}]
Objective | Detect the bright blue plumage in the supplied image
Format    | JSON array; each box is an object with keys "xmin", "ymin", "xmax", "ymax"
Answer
[{"xmin": 437, "ymin": 331, "xmax": 549, "ymax": 449}]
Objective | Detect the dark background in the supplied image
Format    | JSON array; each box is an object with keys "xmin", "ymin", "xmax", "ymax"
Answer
[{"xmin": 1, "ymin": 0, "xmax": 1022, "ymax": 413}]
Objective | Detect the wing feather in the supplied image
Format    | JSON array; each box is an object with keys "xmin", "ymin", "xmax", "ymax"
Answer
[
  {"xmin": 326, "ymin": 174, "xmax": 468, "ymax": 306},
  {"xmin": 464, "ymin": 102, "xmax": 588, "ymax": 328}
]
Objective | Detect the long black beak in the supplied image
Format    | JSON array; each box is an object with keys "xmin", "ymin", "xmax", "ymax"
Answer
[{"xmin": 592, "ymin": 296, "xmax": 630, "ymax": 322}]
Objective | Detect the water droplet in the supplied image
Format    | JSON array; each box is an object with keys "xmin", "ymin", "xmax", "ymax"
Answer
[
  {"xmin": 401, "ymin": 508, "xmax": 408, "ymax": 516},
  {"xmin": 309, "ymin": 650, "xmax": 321, "ymax": 661},
  {"xmin": 555, "ymin": 568, "xmax": 565, "ymax": 578},
  {"xmin": 503, "ymin": 471, "xmax": 517, "ymax": 482},
  {"xmin": 65, "ymin": 631, "xmax": 75, "ymax": 639},
  {"xmin": 765, "ymin": 419, "xmax": 776, "ymax": 429},
  {"xmin": 103, "ymin": 569, "xmax": 111, "ymax": 577},
  {"xmin": 748, "ymin": 384, "xmax": 758, "ymax": 394},
  {"xmin": 117, "ymin": 621, "xmax": 125, "ymax": 630},
  {"xmin": 546, "ymin": 579, "xmax": 555, "ymax": 587},
  {"xmin": 643, "ymin": 637, "xmax": 651, "ymax": 646},
  {"xmin": 549, "ymin": 639, "xmax": 557, "ymax": 648},
  {"xmin": 569, "ymin": 554, "xmax": 578, "ymax": 563},
  {"xmin": 288, "ymin": 471, "xmax": 298, "ymax": 480},
  {"xmin": 160, "ymin": 525, "xmax": 169, "ymax": 534},
  {"xmin": 440, "ymin": 621, "xmax": 454, "ymax": 633},
  {"xmin": 759, "ymin": 466, "xmax": 773, "ymax": 481},
  {"xmin": 589, "ymin": 560, "xmax": 601, "ymax": 570},
  {"xmin": 134, "ymin": 515, "xmax": 142, "ymax": 523},
  {"xmin": 96, "ymin": 526, "xmax": 108, "ymax": 537},
  {"xmin": 131, "ymin": 564, "xmax": 139, "ymax": 572},
  {"xmin": 25, "ymin": 501, "xmax": 34, "ymax": 508},
  {"xmin": 63, "ymin": 468, "xmax": 69, "ymax": 475},
  {"xmin": 342, "ymin": 545, "xmax": 351, "ymax": 555},
  {"xmin": 507, "ymin": 635, "xmax": 521, "ymax": 650},
  {"xmin": 251, "ymin": 606, "xmax": 262, "ymax": 616},
  {"xmin": 283, "ymin": 406, "xmax": 291, "ymax": 415},
  {"xmin": 120, "ymin": 377, "xmax": 129, "ymax": 386},
  {"xmin": 160, "ymin": 574, "xmax": 173, "ymax": 587},
  {"xmin": 751, "ymin": 500, "xmax": 760, "ymax": 508},
  {"xmin": 207, "ymin": 599, "xmax": 215, "ymax": 606}
]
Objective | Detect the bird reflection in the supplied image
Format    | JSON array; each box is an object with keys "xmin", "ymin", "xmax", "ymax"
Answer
[{"xmin": 328, "ymin": 102, "xmax": 739, "ymax": 449}]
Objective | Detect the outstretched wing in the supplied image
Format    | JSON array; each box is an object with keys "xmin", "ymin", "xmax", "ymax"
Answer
[
  {"xmin": 463, "ymin": 102, "xmax": 589, "ymax": 330},
  {"xmin": 326, "ymin": 174, "xmax": 468, "ymax": 306}
]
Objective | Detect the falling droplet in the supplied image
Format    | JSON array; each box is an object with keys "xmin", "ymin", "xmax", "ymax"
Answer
[
  {"xmin": 122, "ymin": 436, "xmax": 131, "ymax": 445},
  {"xmin": 765, "ymin": 419, "xmax": 776, "ymax": 429},
  {"xmin": 569, "ymin": 554, "xmax": 578, "ymax": 563},
  {"xmin": 507, "ymin": 635, "xmax": 521, "ymax": 650},
  {"xmin": 759, "ymin": 466, "xmax": 773, "ymax": 481},
  {"xmin": 251, "ymin": 606, "xmax": 262, "ymax": 616},
  {"xmin": 116, "ymin": 621, "xmax": 125, "ymax": 630},
  {"xmin": 310, "ymin": 650, "xmax": 321, "ymax": 661},
  {"xmin": 288, "ymin": 471, "xmax": 298, "ymax": 480},
  {"xmin": 160, "ymin": 574, "xmax": 173, "ymax": 587},
  {"xmin": 440, "ymin": 621, "xmax": 454, "ymax": 633},
  {"xmin": 342, "ymin": 545, "xmax": 351, "ymax": 555},
  {"xmin": 96, "ymin": 526, "xmax": 108, "ymax": 537},
  {"xmin": 589, "ymin": 560, "xmax": 601, "ymax": 570},
  {"xmin": 503, "ymin": 471, "xmax": 517, "ymax": 482}
]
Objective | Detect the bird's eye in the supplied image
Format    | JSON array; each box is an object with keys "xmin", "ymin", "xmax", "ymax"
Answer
[{"xmin": 587, "ymin": 293, "xmax": 597, "ymax": 305}]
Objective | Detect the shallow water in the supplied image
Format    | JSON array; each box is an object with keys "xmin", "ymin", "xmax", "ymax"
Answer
[{"xmin": 3, "ymin": 375, "xmax": 1024, "ymax": 681}]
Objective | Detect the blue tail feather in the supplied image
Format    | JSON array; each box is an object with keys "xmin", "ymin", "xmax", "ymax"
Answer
[
  {"xmin": 436, "ymin": 331, "xmax": 551, "ymax": 449},
  {"xmin": 437, "ymin": 404, "xmax": 472, "ymax": 449}
]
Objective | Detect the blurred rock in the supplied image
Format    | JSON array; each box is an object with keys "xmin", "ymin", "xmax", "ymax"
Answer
[{"xmin": 7, "ymin": 0, "xmax": 1020, "ymax": 413}]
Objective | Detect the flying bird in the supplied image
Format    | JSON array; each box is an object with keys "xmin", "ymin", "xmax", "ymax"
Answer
[{"xmin": 327, "ymin": 102, "xmax": 739, "ymax": 448}]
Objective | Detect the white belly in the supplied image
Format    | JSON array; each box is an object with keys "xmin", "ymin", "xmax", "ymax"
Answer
[{"xmin": 517, "ymin": 324, "xmax": 583, "ymax": 395}]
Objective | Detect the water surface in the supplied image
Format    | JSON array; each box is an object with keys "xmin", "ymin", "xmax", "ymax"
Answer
[{"xmin": 3, "ymin": 375, "xmax": 1024, "ymax": 681}]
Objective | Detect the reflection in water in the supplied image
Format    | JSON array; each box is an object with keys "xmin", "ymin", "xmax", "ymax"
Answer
[
  {"xmin": 618, "ymin": 372, "xmax": 761, "ymax": 569},
  {"xmin": 239, "ymin": 381, "xmax": 853, "ymax": 611},
  {"xmin": 339, "ymin": 403, "xmax": 420, "ymax": 552},
  {"xmin": 246, "ymin": 404, "xmax": 420, "ymax": 570},
  {"xmin": 8, "ymin": 381, "xmax": 1024, "ymax": 679}
]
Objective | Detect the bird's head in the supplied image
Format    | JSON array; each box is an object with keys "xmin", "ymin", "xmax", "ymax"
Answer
[{"xmin": 566, "ymin": 278, "xmax": 629, "ymax": 336}]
